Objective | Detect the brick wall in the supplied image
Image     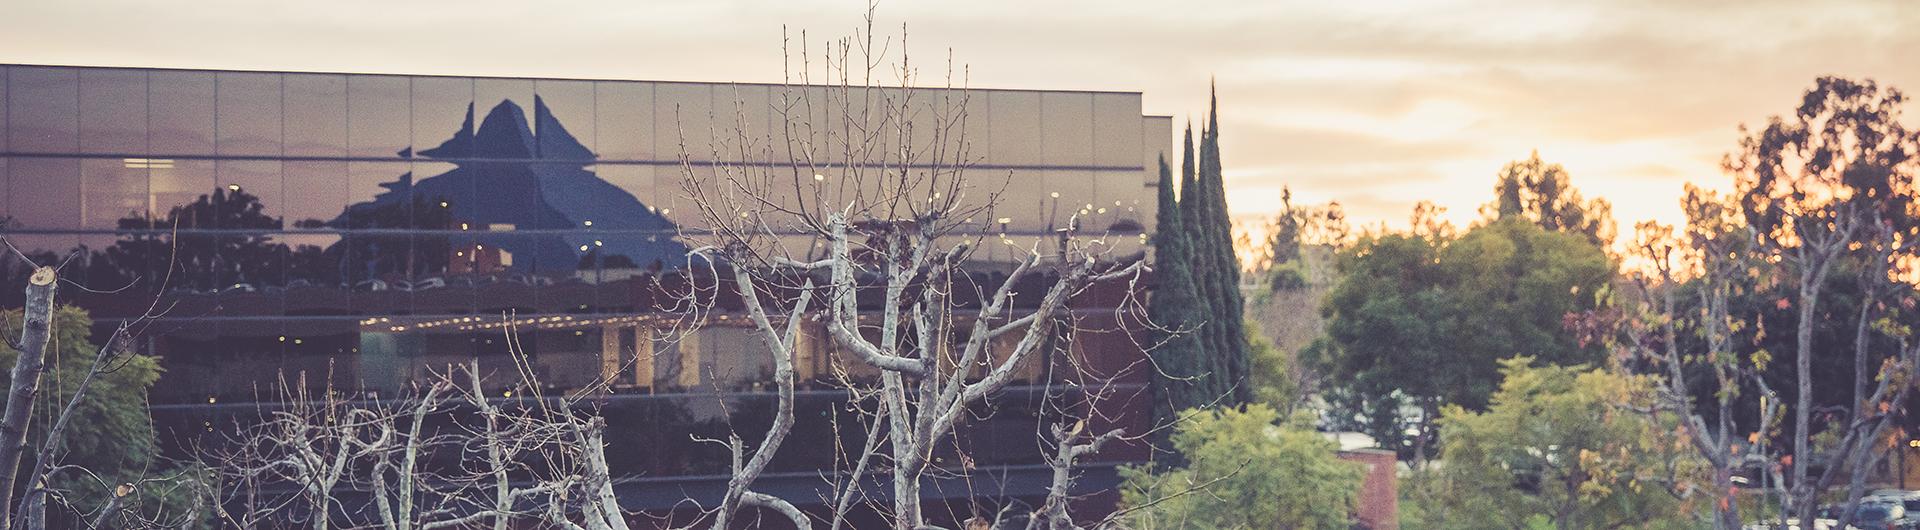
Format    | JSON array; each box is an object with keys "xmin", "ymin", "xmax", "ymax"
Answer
[{"xmin": 1338, "ymin": 449, "xmax": 1398, "ymax": 530}]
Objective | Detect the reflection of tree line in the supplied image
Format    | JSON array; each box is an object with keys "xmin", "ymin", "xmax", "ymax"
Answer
[{"xmin": 2, "ymin": 185, "xmax": 650, "ymax": 302}]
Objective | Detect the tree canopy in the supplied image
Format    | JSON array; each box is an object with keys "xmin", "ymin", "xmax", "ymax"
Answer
[
  {"xmin": 1119, "ymin": 404, "xmax": 1363, "ymax": 530},
  {"xmin": 1309, "ymin": 217, "xmax": 1614, "ymax": 458}
]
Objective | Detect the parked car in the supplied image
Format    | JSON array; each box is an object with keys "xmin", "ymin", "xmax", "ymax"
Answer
[{"xmin": 1852, "ymin": 500, "xmax": 1911, "ymax": 530}]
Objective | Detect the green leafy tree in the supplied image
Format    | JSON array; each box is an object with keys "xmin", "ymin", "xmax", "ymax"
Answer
[
  {"xmin": 1490, "ymin": 151, "xmax": 1616, "ymax": 247},
  {"xmin": 1310, "ymin": 217, "xmax": 1614, "ymax": 461},
  {"xmin": 1120, "ymin": 404, "xmax": 1363, "ymax": 530},
  {"xmin": 0, "ymin": 305, "xmax": 171, "ymax": 527},
  {"xmin": 1406, "ymin": 359, "xmax": 1700, "ymax": 530}
]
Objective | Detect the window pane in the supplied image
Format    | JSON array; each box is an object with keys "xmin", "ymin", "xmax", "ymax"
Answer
[
  {"xmin": 217, "ymin": 233, "xmax": 286, "ymax": 316},
  {"xmin": 150, "ymin": 159, "xmax": 216, "ymax": 228},
  {"xmin": 469, "ymin": 232, "xmax": 540, "ymax": 315},
  {"xmin": 342, "ymin": 161, "xmax": 411, "ymax": 229},
  {"xmin": 410, "ymin": 160, "xmax": 465, "ymax": 230},
  {"xmin": 70, "ymin": 233, "xmax": 149, "ymax": 318},
  {"xmin": 216, "ymin": 72, "xmax": 283, "ymax": 156},
  {"xmin": 0, "ymin": 66, "xmax": 9, "ymax": 152},
  {"xmin": 8, "ymin": 66, "xmax": 79, "ymax": 153},
  {"xmin": 595, "ymin": 81, "xmax": 654, "ymax": 160},
  {"xmin": 154, "ymin": 233, "xmax": 220, "ymax": 315},
  {"xmin": 655, "ymin": 83, "xmax": 712, "ymax": 162},
  {"xmin": 413, "ymin": 231, "xmax": 469, "ymax": 315},
  {"xmin": 81, "ymin": 158, "xmax": 148, "ymax": 228},
  {"xmin": 347, "ymin": 75, "xmax": 410, "ymax": 158},
  {"xmin": 284, "ymin": 73, "xmax": 347, "ymax": 157},
  {"xmin": 0, "ymin": 157, "xmax": 9, "ymax": 223},
  {"xmin": 8, "ymin": 157, "xmax": 80, "ymax": 229},
  {"xmin": 78, "ymin": 69, "xmax": 147, "ymax": 154},
  {"xmin": 475, "ymin": 79, "xmax": 534, "ymax": 159},
  {"xmin": 536, "ymin": 79, "xmax": 596, "ymax": 160},
  {"xmin": 283, "ymin": 233, "xmax": 348, "ymax": 315},
  {"xmin": 217, "ymin": 160, "xmax": 284, "ymax": 228},
  {"xmin": 151, "ymin": 321, "xmax": 219, "ymax": 404},
  {"xmin": 413, "ymin": 77, "xmax": 473, "ymax": 160},
  {"xmin": 1093, "ymin": 93, "xmax": 1143, "ymax": 167},
  {"xmin": 1041, "ymin": 92, "xmax": 1094, "ymax": 166},
  {"xmin": 346, "ymin": 233, "xmax": 414, "ymax": 315},
  {"xmin": 284, "ymin": 161, "xmax": 348, "ymax": 229},
  {"xmin": 149, "ymin": 71, "xmax": 216, "ymax": 155},
  {"xmin": 989, "ymin": 91, "xmax": 1042, "ymax": 166}
]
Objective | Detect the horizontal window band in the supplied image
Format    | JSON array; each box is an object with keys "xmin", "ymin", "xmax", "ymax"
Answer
[{"xmin": 0, "ymin": 152, "xmax": 1147, "ymax": 173}]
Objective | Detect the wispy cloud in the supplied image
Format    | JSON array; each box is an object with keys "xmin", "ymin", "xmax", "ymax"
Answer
[{"xmin": 1, "ymin": 0, "xmax": 1914, "ymax": 234}]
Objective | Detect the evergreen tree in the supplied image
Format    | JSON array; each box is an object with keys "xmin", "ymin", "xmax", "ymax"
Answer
[
  {"xmin": 1178, "ymin": 123, "xmax": 1226, "ymax": 402},
  {"xmin": 1197, "ymin": 86, "xmax": 1251, "ymax": 406},
  {"xmin": 1147, "ymin": 156, "xmax": 1209, "ymax": 458}
]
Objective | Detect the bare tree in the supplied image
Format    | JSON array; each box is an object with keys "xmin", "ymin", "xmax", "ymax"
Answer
[{"xmin": 655, "ymin": 6, "xmax": 1151, "ymax": 529}]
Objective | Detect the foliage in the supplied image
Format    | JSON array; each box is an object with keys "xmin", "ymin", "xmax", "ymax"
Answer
[
  {"xmin": 0, "ymin": 305, "xmax": 169, "ymax": 524},
  {"xmin": 1309, "ymin": 217, "xmax": 1614, "ymax": 458},
  {"xmin": 1490, "ymin": 151, "xmax": 1616, "ymax": 247},
  {"xmin": 1407, "ymin": 359, "xmax": 1702, "ymax": 530},
  {"xmin": 1149, "ymin": 154, "xmax": 1214, "ymax": 456},
  {"xmin": 1119, "ymin": 404, "xmax": 1363, "ymax": 530},
  {"xmin": 1247, "ymin": 320, "xmax": 1300, "ymax": 416}
]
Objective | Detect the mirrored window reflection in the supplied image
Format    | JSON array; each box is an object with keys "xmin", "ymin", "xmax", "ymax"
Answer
[
  {"xmin": 537, "ymin": 79, "xmax": 596, "ymax": 160},
  {"xmin": 150, "ymin": 159, "xmax": 216, "ymax": 228},
  {"xmin": 9, "ymin": 157, "xmax": 81, "ymax": 229},
  {"xmin": 216, "ymin": 72, "xmax": 283, "ymax": 156},
  {"xmin": 217, "ymin": 160, "xmax": 284, "ymax": 229},
  {"xmin": 149, "ymin": 71, "xmax": 216, "ymax": 155},
  {"xmin": 8, "ymin": 67, "xmax": 79, "ymax": 153},
  {"xmin": 284, "ymin": 73, "xmax": 347, "ymax": 157},
  {"xmin": 413, "ymin": 231, "xmax": 469, "ymax": 315},
  {"xmin": 988, "ymin": 91, "xmax": 1043, "ymax": 166},
  {"xmin": 0, "ymin": 66, "xmax": 9, "ymax": 152},
  {"xmin": 284, "ymin": 161, "xmax": 348, "ymax": 229},
  {"xmin": 78, "ymin": 69, "xmax": 148, "ymax": 154},
  {"xmin": 412, "ymin": 77, "xmax": 473, "ymax": 160},
  {"xmin": 151, "ymin": 321, "xmax": 219, "ymax": 404},
  {"xmin": 347, "ymin": 75, "xmax": 410, "ymax": 158},
  {"xmin": 475, "ymin": 79, "xmax": 534, "ymax": 156},
  {"xmin": 344, "ymin": 161, "xmax": 412, "ymax": 229},
  {"xmin": 1093, "ymin": 170, "xmax": 1149, "ymax": 233},
  {"xmin": 282, "ymin": 233, "xmax": 348, "ymax": 315},
  {"xmin": 80, "ymin": 158, "xmax": 148, "ymax": 229},
  {"xmin": 215, "ymin": 318, "xmax": 284, "ymax": 395},
  {"xmin": 409, "ymin": 160, "xmax": 465, "ymax": 230},
  {"xmin": 345, "ymin": 233, "xmax": 415, "ymax": 316},
  {"xmin": 594, "ymin": 81, "xmax": 653, "ymax": 160},
  {"xmin": 465, "ymin": 232, "xmax": 542, "ymax": 316},
  {"xmin": 655, "ymin": 83, "xmax": 713, "ymax": 162},
  {"xmin": 216, "ymin": 233, "xmax": 286, "ymax": 316},
  {"xmin": 1041, "ymin": 92, "xmax": 1095, "ymax": 166},
  {"xmin": 0, "ymin": 158, "xmax": 10, "ymax": 222},
  {"xmin": 1092, "ymin": 93, "xmax": 1143, "ymax": 167},
  {"xmin": 154, "ymin": 232, "xmax": 221, "ymax": 315},
  {"xmin": 70, "ymin": 233, "xmax": 148, "ymax": 318}
]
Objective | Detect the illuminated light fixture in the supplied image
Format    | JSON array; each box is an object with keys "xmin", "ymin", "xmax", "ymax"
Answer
[
  {"xmin": 1097, "ymin": 208, "xmax": 1108, "ymax": 214},
  {"xmin": 996, "ymin": 218, "xmax": 1012, "ymax": 224},
  {"xmin": 123, "ymin": 158, "xmax": 174, "ymax": 169},
  {"xmin": 278, "ymin": 336, "xmax": 287, "ymax": 342},
  {"xmin": 594, "ymin": 240, "xmax": 603, "ymax": 247},
  {"xmin": 227, "ymin": 184, "xmax": 242, "ymax": 192},
  {"xmin": 1049, "ymin": 192, "xmax": 1060, "ymax": 198},
  {"xmin": 461, "ymin": 223, "xmax": 470, "ymax": 230},
  {"xmin": 814, "ymin": 174, "xmax": 825, "ymax": 181},
  {"xmin": 661, "ymin": 208, "xmax": 671, "ymax": 215},
  {"xmin": 440, "ymin": 201, "xmax": 449, "ymax": 208},
  {"xmin": 580, "ymin": 245, "xmax": 590, "ymax": 251},
  {"xmin": 583, "ymin": 220, "xmax": 593, "ymax": 227}
]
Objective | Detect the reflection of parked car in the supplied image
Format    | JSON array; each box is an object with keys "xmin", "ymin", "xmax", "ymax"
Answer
[
  {"xmin": 411, "ymin": 277, "xmax": 446, "ymax": 290},
  {"xmin": 354, "ymin": 279, "xmax": 389, "ymax": 291},
  {"xmin": 1853, "ymin": 500, "xmax": 1909, "ymax": 529}
]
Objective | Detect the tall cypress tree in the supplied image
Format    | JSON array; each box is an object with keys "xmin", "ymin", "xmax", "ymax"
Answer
[
  {"xmin": 1147, "ymin": 155, "xmax": 1208, "ymax": 457},
  {"xmin": 1178, "ymin": 124, "xmax": 1227, "ymax": 402},
  {"xmin": 1199, "ymin": 85, "xmax": 1251, "ymax": 406}
]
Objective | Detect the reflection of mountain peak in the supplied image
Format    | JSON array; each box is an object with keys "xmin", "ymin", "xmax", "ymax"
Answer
[
  {"xmin": 333, "ymin": 98, "xmax": 685, "ymax": 270},
  {"xmin": 415, "ymin": 99, "xmax": 595, "ymax": 161}
]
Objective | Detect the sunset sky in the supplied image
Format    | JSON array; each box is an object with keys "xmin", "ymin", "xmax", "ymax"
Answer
[{"xmin": 3, "ymin": 0, "xmax": 1915, "ymax": 236}]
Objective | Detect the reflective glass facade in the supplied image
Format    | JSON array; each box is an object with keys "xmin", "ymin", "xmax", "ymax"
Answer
[{"xmin": 1, "ymin": 66, "xmax": 1168, "ymax": 506}]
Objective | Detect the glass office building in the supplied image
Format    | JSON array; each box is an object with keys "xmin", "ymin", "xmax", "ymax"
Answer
[{"xmin": 0, "ymin": 64, "xmax": 1173, "ymax": 520}]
